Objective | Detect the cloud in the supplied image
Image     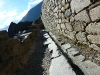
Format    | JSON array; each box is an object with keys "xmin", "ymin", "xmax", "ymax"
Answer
[
  {"xmin": 28, "ymin": 0, "xmax": 43, "ymax": 10},
  {"xmin": 0, "ymin": 17, "xmax": 14, "ymax": 30},
  {"xmin": 0, "ymin": 9, "xmax": 18, "ymax": 30},
  {"xmin": 0, "ymin": 2, "xmax": 4, "ymax": 6},
  {"xmin": 0, "ymin": 0, "xmax": 43, "ymax": 30},
  {"xmin": 0, "ymin": 9, "xmax": 17, "ymax": 20},
  {"xmin": 15, "ymin": 10, "xmax": 28, "ymax": 22}
]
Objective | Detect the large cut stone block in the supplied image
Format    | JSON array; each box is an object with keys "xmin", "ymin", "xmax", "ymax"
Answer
[
  {"xmin": 64, "ymin": 3, "xmax": 69, "ymax": 9},
  {"xmin": 86, "ymin": 22, "xmax": 100, "ymax": 35},
  {"xmin": 71, "ymin": 0, "xmax": 91, "ymax": 13},
  {"xmin": 65, "ymin": 23, "xmax": 73, "ymax": 31},
  {"xmin": 89, "ymin": 5, "xmax": 100, "ymax": 21},
  {"xmin": 87, "ymin": 35, "xmax": 100, "ymax": 44},
  {"xmin": 61, "ymin": 23, "xmax": 66, "ymax": 29},
  {"xmin": 72, "ymin": 21, "xmax": 85, "ymax": 32},
  {"xmin": 64, "ymin": 9, "xmax": 71, "ymax": 18},
  {"xmin": 76, "ymin": 32, "xmax": 87, "ymax": 42},
  {"xmin": 74, "ymin": 10, "xmax": 90, "ymax": 23}
]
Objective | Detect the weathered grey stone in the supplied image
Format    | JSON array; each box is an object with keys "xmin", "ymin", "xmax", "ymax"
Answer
[
  {"xmin": 87, "ymin": 35, "xmax": 100, "ymax": 44},
  {"xmin": 64, "ymin": 30, "xmax": 75, "ymax": 40},
  {"xmin": 62, "ymin": 0, "xmax": 66, "ymax": 6},
  {"xmin": 67, "ymin": 0, "xmax": 71, "ymax": 2},
  {"xmin": 53, "ymin": 6, "xmax": 59, "ymax": 12},
  {"xmin": 70, "ymin": 16, "xmax": 75, "ymax": 22},
  {"xmin": 64, "ymin": 3, "xmax": 69, "ymax": 9},
  {"xmin": 58, "ymin": 0, "xmax": 62, "ymax": 5},
  {"xmin": 66, "ymin": 18, "xmax": 70, "ymax": 22},
  {"xmin": 72, "ymin": 21, "xmax": 84, "ymax": 32},
  {"xmin": 58, "ymin": 4, "xmax": 62, "ymax": 9},
  {"xmin": 61, "ymin": 23, "xmax": 66, "ymax": 29},
  {"xmin": 54, "ymin": 13, "xmax": 58, "ymax": 18},
  {"xmin": 78, "ymin": 60, "xmax": 100, "ymax": 75},
  {"xmin": 62, "ymin": 18, "xmax": 66, "ymax": 23},
  {"xmin": 90, "ymin": 44, "xmax": 100, "ymax": 52},
  {"xmin": 58, "ymin": 10, "xmax": 61, "ymax": 13},
  {"xmin": 61, "ymin": 7, "xmax": 65, "ymax": 12},
  {"xmin": 67, "ymin": 48, "xmax": 80, "ymax": 56},
  {"xmin": 59, "ymin": 19, "xmax": 62, "ymax": 23},
  {"xmin": 89, "ymin": 5, "xmax": 100, "ymax": 21},
  {"xmin": 86, "ymin": 22, "xmax": 100, "ymax": 35},
  {"xmin": 74, "ymin": 10, "xmax": 90, "ymax": 23},
  {"xmin": 57, "ymin": 24, "xmax": 61, "ymax": 29},
  {"xmin": 62, "ymin": 43, "xmax": 72, "ymax": 50},
  {"xmin": 74, "ymin": 55, "xmax": 85, "ymax": 62},
  {"xmin": 65, "ymin": 23, "xmax": 73, "ymax": 31},
  {"xmin": 55, "ymin": 19, "xmax": 59, "ymax": 23},
  {"xmin": 59, "ymin": 13, "xmax": 62, "ymax": 18},
  {"xmin": 62, "ymin": 13, "xmax": 65, "ymax": 18},
  {"xmin": 64, "ymin": 9, "xmax": 71, "ymax": 18},
  {"xmin": 76, "ymin": 32, "xmax": 87, "ymax": 42},
  {"xmin": 54, "ymin": 0, "xmax": 58, "ymax": 5},
  {"xmin": 71, "ymin": 0, "xmax": 91, "ymax": 13}
]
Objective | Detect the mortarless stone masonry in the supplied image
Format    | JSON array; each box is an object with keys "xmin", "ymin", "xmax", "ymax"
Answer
[{"xmin": 42, "ymin": 0, "xmax": 100, "ymax": 52}]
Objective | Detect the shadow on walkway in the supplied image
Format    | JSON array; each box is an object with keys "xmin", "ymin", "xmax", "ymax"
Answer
[{"xmin": 16, "ymin": 31, "xmax": 47, "ymax": 75}]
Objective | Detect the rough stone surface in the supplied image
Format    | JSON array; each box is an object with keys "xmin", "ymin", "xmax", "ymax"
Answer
[
  {"xmin": 50, "ymin": 55, "xmax": 76, "ymax": 75},
  {"xmin": 56, "ymin": 24, "xmax": 61, "ymax": 29},
  {"xmin": 64, "ymin": 3, "xmax": 69, "ymax": 9},
  {"xmin": 89, "ymin": 5, "xmax": 100, "ymax": 21},
  {"xmin": 61, "ymin": 23, "xmax": 66, "ymax": 29},
  {"xmin": 61, "ymin": 7, "xmax": 65, "ymax": 12},
  {"xmin": 67, "ymin": 47, "xmax": 80, "ymax": 56},
  {"xmin": 42, "ymin": 0, "xmax": 100, "ymax": 55},
  {"xmin": 87, "ymin": 35, "xmax": 100, "ymax": 44},
  {"xmin": 64, "ymin": 9, "xmax": 71, "ymax": 18},
  {"xmin": 62, "ymin": 43, "xmax": 72, "ymax": 50},
  {"xmin": 50, "ymin": 32, "xmax": 100, "ymax": 75},
  {"xmin": 64, "ymin": 30, "xmax": 75, "ymax": 40},
  {"xmin": 62, "ymin": 18, "xmax": 66, "ymax": 23},
  {"xmin": 72, "ymin": 21, "xmax": 84, "ymax": 32},
  {"xmin": 90, "ymin": 44, "xmax": 100, "ymax": 52},
  {"xmin": 71, "ymin": 0, "xmax": 91, "ymax": 13},
  {"xmin": 86, "ymin": 22, "xmax": 100, "ymax": 35},
  {"xmin": 65, "ymin": 23, "xmax": 73, "ymax": 31},
  {"xmin": 79, "ymin": 60, "xmax": 100, "ymax": 75},
  {"xmin": 62, "ymin": 0, "xmax": 66, "ymax": 6},
  {"xmin": 74, "ymin": 10, "xmax": 90, "ymax": 23},
  {"xmin": 76, "ymin": 32, "xmax": 87, "ymax": 42}
]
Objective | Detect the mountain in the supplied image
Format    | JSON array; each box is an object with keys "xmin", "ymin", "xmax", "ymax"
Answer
[{"xmin": 21, "ymin": 1, "xmax": 43, "ymax": 22}]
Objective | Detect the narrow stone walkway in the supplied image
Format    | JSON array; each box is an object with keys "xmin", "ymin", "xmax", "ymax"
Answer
[
  {"xmin": 43, "ymin": 33, "xmax": 76, "ymax": 75},
  {"xmin": 15, "ymin": 30, "xmax": 100, "ymax": 75},
  {"xmin": 49, "ymin": 32, "xmax": 100, "ymax": 75}
]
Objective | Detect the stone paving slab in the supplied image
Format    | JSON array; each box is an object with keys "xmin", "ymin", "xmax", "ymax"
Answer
[
  {"xmin": 44, "ymin": 32, "xmax": 76, "ymax": 75},
  {"xmin": 50, "ymin": 55, "xmax": 76, "ymax": 75},
  {"xmin": 49, "ymin": 32, "xmax": 100, "ymax": 75}
]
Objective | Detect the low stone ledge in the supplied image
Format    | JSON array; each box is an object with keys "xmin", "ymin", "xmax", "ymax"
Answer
[{"xmin": 49, "ymin": 32, "xmax": 100, "ymax": 75}]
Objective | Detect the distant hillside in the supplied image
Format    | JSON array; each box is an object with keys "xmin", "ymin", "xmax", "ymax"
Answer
[{"xmin": 21, "ymin": 2, "xmax": 43, "ymax": 22}]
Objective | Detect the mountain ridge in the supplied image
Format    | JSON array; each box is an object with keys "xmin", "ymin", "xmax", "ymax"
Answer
[{"xmin": 21, "ymin": 1, "xmax": 43, "ymax": 22}]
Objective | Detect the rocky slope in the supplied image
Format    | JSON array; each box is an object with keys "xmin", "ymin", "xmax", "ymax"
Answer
[{"xmin": 0, "ymin": 17, "xmax": 44, "ymax": 75}]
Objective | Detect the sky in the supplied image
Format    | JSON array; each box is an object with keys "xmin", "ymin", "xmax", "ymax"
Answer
[{"xmin": 0, "ymin": 0, "xmax": 43, "ymax": 30}]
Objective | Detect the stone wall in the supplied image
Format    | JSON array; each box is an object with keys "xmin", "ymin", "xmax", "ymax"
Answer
[{"xmin": 42, "ymin": 0, "xmax": 100, "ymax": 52}]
